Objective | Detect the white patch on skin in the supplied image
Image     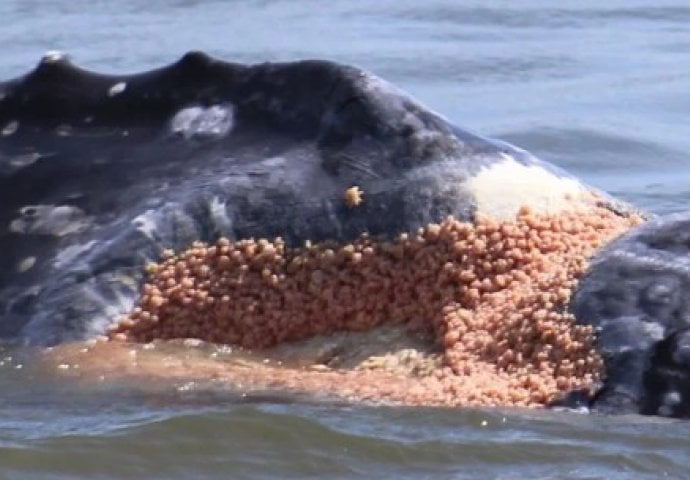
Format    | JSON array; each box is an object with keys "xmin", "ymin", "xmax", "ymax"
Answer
[
  {"xmin": 2, "ymin": 120, "xmax": 18, "ymax": 136},
  {"xmin": 16, "ymin": 256, "xmax": 36, "ymax": 273},
  {"xmin": 55, "ymin": 124, "xmax": 72, "ymax": 136},
  {"xmin": 111, "ymin": 272, "xmax": 139, "ymax": 291},
  {"xmin": 658, "ymin": 405, "xmax": 674, "ymax": 417},
  {"xmin": 465, "ymin": 154, "xmax": 588, "ymax": 220},
  {"xmin": 54, "ymin": 240, "xmax": 97, "ymax": 268},
  {"xmin": 42, "ymin": 50, "xmax": 66, "ymax": 63},
  {"xmin": 262, "ymin": 156, "xmax": 286, "ymax": 169},
  {"xmin": 73, "ymin": 275, "xmax": 137, "ymax": 339},
  {"xmin": 108, "ymin": 82, "xmax": 127, "ymax": 97},
  {"xmin": 9, "ymin": 152, "xmax": 42, "ymax": 169},
  {"xmin": 170, "ymin": 104, "xmax": 234, "ymax": 139},
  {"xmin": 208, "ymin": 196, "xmax": 233, "ymax": 234},
  {"xmin": 663, "ymin": 390, "xmax": 682, "ymax": 407},
  {"xmin": 9, "ymin": 205, "xmax": 91, "ymax": 236},
  {"xmin": 132, "ymin": 210, "xmax": 158, "ymax": 239}
]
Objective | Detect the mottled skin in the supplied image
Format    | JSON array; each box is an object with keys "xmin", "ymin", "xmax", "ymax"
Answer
[
  {"xmin": 574, "ymin": 213, "xmax": 690, "ymax": 416},
  {"xmin": 0, "ymin": 52, "xmax": 686, "ymax": 417}
]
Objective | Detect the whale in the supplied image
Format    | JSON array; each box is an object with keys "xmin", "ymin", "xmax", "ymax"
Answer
[{"xmin": 0, "ymin": 51, "xmax": 686, "ymax": 417}]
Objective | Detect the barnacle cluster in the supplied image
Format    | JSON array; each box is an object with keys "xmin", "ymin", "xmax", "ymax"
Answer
[{"xmin": 108, "ymin": 205, "xmax": 641, "ymax": 407}]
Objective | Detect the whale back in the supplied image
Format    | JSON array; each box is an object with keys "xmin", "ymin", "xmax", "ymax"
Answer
[{"xmin": 0, "ymin": 52, "xmax": 620, "ymax": 344}]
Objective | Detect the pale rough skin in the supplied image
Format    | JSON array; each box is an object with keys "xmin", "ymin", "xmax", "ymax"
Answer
[{"xmin": 105, "ymin": 206, "xmax": 642, "ymax": 408}]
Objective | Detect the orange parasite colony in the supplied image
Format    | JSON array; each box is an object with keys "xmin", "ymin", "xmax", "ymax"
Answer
[{"xmin": 107, "ymin": 205, "xmax": 641, "ymax": 408}]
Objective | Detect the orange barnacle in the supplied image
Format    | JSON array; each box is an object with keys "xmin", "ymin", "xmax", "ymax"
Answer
[{"xmin": 344, "ymin": 186, "xmax": 364, "ymax": 207}]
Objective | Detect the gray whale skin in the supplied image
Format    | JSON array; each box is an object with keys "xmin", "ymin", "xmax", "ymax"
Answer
[{"xmin": 0, "ymin": 51, "xmax": 687, "ymax": 418}]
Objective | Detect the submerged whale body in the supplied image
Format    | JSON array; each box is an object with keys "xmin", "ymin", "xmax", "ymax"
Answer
[{"xmin": 0, "ymin": 51, "xmax": 686, "ymax": 417}]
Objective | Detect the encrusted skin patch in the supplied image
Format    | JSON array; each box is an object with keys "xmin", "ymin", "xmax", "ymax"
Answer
[{"xmin": 107, "ymin": 207, "xmax": 640, "ymax": 408}]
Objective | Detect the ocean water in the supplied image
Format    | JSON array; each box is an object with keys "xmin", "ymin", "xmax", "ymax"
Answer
[{"xmin": 1, "ymin": 1, "xmax": 690, "ymax": 478}]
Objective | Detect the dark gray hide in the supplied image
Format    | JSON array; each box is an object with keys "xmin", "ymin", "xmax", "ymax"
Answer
[
  {"xmin": 573, "ymin": 213, "xmax": 690, "ymax": 417},
  {"xmin": 0, "ymin": 51, "xmax": 569, "ymax": 345}
]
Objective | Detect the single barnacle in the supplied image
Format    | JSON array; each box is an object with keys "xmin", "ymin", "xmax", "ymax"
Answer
[{"xmin": 344, "ymin": 186, "xmax": 363, "ymax": 208}]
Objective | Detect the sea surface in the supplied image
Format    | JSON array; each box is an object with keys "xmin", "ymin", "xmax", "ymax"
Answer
[{"xmin": 1, "ymin": 1, "xmax": 690, "ymax": 478}]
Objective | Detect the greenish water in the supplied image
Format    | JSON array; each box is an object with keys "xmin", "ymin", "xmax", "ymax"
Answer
[{"xmin": 1, "ymin": 1, "xmax": 690, "ymax": 478}]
